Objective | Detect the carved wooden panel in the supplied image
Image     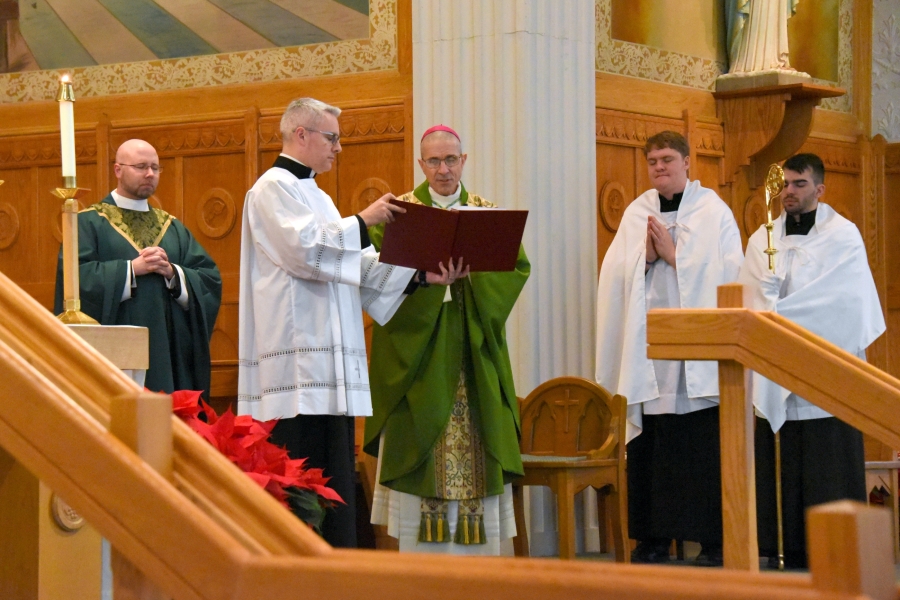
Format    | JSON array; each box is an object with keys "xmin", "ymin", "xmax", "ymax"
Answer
[{"xmin": 0, "ymin": 97, "xmax": 411, "ymax": 405}]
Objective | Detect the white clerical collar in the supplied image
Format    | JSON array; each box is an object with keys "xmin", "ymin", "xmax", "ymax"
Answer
[
  {"xmin": 279, "ymin": 153, "xmax": 317, "ymax": 178},
  {"xmin": 111, "ymin": 190, "xmax": 149, "ymax": 212},
  {"xmin": 429, "ymin": 185, "xmax": 461, "ymax": 209}
]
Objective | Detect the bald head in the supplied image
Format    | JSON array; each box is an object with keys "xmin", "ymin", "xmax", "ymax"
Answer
[{"xmin": 114, "ymin": 139, "xmax": 160, "ymax": 200}]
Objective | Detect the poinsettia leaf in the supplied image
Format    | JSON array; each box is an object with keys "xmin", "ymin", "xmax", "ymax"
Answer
[
  {"xmin": 287, "ymin": 488, "xmax": 327, "ymax": 532},
  {"xmin": 171, "ymin": 390, "xmax": 203, "ymax": 420}
]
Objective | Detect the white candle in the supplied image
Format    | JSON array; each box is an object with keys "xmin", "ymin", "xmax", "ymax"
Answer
[{"xmin": 58, "ymin": 75, "xmax": 76, "ymax": 178}]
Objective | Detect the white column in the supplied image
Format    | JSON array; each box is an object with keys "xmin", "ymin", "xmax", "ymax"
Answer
[{"xmin": 413, "ymin": 0, "xmax": 598, "ymax": 557}]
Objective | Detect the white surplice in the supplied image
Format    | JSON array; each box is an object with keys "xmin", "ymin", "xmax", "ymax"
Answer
[
  {"xmin": 738, "ymin": 203, "xmax": 885, "ymax": 432},
  {"xmin": 595, "ymin": 180, "xmax": 744, "ymax": 440},
  {"xmin": 238, "ymin": 164, "xmax": 414, "ymax": 419}
]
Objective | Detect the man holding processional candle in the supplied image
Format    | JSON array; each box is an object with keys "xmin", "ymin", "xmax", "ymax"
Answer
[
  {"xmin": 51, "ymin": 75, "xmax": 221, "ymax": 396},
  {"xmin": 738, "ymin": 153, "xmax": 885, "ymax": 569}
]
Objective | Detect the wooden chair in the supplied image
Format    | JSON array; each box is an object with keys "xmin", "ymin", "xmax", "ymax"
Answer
[{"xmin": 512, "ymin": 376, "xmax": 628, "ymax": 561}]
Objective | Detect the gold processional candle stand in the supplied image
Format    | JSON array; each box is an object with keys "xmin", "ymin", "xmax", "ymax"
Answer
[
  {"xmin": 54, "ymin": 76, "xmax": 98, "ymax": 325},
  {"xmin": 764, "ymin": 163, "xmax": 786, "ymax": 571}
]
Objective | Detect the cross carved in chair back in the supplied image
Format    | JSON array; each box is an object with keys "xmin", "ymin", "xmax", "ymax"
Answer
[{"xmin": 519, "ymin": 377, "xmax": 621, "ymax": 459}]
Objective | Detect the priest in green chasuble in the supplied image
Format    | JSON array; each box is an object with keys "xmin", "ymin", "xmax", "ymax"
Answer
[
  {"xmin": 364, "ymin": 125, "xmax": 530, "ymax": 555},
  {"xmin": 54, "ymin": 139, "xmax": 221, "ymax": 396}
]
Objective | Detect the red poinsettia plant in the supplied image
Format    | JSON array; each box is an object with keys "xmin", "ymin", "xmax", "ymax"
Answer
[{"xmin": 171, "ymin": 390, "xmax": 343, "ymax": 531}]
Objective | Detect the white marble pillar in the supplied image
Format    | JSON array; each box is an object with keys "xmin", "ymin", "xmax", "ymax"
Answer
[{"xmin": 413, "ymin": 0, "xmax": 598, "ymax": 556}]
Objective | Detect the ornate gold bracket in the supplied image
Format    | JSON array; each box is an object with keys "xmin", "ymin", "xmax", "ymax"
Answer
[{"xmin": 715, "ymin": 83, "xmax": 845, "ymax": 189}]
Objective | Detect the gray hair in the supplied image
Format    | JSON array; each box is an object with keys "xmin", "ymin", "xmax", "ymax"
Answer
[{"xmin": 280, "ymin": 98, "xmax": 341, "ymax": 142}]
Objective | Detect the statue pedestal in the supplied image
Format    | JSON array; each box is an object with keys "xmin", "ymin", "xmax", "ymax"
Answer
[
  {"xmin": 0, "ymin": 325, "xmax": 148, "ymax": 600},
  {"xmin": 715, "ymin": 70, "xmax": 812, "ymax": 93}
]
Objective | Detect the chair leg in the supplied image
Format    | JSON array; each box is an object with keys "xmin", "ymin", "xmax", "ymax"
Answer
[
  {"xmin": 512, "ymin": 484, "xmax": 530, "ymax": 557},
  {"xmin": 596, "ymin": 490, "xmax": 609, "ymax": 554},
  {"xmin": 608, "ymin": 485, "xmax": 629, "ymax": 563},
  {"xmin": 556, "ymin": 477, "xmax": 577, "ymax": 559}
]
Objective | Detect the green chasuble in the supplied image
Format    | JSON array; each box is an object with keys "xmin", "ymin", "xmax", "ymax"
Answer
[
  {"xmin": 364, "ymin": 181, "xmax": 529, "ymax": 501},
  {"xmin": 54, "ymin": 196, "xmax": 222, "ymax": 397}
]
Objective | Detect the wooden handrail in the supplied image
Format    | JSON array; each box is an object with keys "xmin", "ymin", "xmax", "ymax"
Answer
[
  {"xmin": 647, "ymin": 307, "xmax": 900, "ymax": 449},
  {"xmin": 0, "ymin": 270, "xmax": 895, "ymax": 599},
  {"xmin": 647, "ymin": 282, "xmax": 900, "ymax": 578}
]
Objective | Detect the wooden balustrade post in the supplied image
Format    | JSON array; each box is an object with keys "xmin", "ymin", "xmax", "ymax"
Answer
[
  {"xmin": 808, "ymin": 500, "xmax": 894, "ymax": 600},
  {"xmin": 717, "ymin": 283, "xmax": 759, "ymax": 571},
  {"xmin": 109, "ymin": 392, "xmax": 173, "ymax": 600}
]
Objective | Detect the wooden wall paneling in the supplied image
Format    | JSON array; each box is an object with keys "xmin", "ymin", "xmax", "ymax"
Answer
[
  {"xmin": 244, "ymin": 107, "xmax": 260, "ymax": 193},
  {"xmin": 595, "ymin": 142, "xmax": 639, "ymax": 273},
  {"xmin": 884, "ymin": 143, "xmax": 900, "ymax": 380},
  {"xmin": 861, "ymin": 136, "xmax": 888, "ymax": 374},
  {"xmin": 96, "ymin": 115, "xmax": 110, "ymax": 191},
  {"xmin": 0, "ymin": 167, "xmax": 37, "ymax": 290}
]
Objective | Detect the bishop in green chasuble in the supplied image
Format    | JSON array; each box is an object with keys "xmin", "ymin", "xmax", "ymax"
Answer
[
  {"xmin": 54, "ymin": 195, "xmax": 221, "ymax": 396},
  {"xmin": 364, "ymin": 179, "xmax": 529, "ymax": 553}
]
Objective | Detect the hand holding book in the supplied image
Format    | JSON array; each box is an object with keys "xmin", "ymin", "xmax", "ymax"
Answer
[{"xmin": 379, "ymin": 200, "xmax": 528, "ymax": 272}]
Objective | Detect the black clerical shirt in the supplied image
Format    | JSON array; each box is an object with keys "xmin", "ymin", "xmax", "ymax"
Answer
[
  {"xmin": 659, "ymin": 191, "xmax": 683, "ymax": 213},
  {"xmin": 785, "ymin": 209, "xmax": 816, "ymax": 236}
]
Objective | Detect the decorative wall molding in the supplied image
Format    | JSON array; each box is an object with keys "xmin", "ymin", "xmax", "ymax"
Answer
[
  {"xmin": 595, "ymin": 0, "xmax": 725, "ymax": 90},
  {"xmin": 885, "ymin": 143, "xmax": 900, "ymax": 173},
  {"xmin": 695, "ymin": 122, "xmax": 725, "ymax": 156},
  {"xmin": 259, "ymin": 105, "xmax": 405, "ymax": 150},
  {"xmin": 595, "ymin": 108, "xmax": 682, "ymax": 147},
  {"xmin": 110, "ymin": 121, "xmax": 246, "ymax": 157},
  {"xmin": 805, "ymin": 138, "xmax": 862, "ymax": 173},
  {"xmin": 0, "ymin": 0, "xmax": 397, "ymax": 104},
  {"xmin": 0, "ymin": 133, "xmax": 96, "ymax": 167},
  {"xmin": 338, "ymin": 107, "xmax": 405, "ymax": 141},
  {"xmin": 595, "ymin": 108, "xmax": 724, "ymax": 157}
]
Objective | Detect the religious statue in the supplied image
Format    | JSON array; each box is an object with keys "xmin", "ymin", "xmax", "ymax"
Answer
[{"xmin": 725, "ymin": 0, "xmax": 806, "ymax": 75}]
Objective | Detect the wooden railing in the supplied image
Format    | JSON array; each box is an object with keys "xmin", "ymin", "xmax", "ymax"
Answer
[
  {"xmin": 0, "ymin": 271, "xmax": 896, "ymax": 599},
  {"xmin": 648, "ymin": 283, "xmax": 900, "ymax": 577}
]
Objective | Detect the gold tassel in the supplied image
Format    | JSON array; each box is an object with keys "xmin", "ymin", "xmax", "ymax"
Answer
[
  {"xmin": 437, "ymin": 514, "xmax": 444, "ymax": 542},
  {"xmin": 425, "ymin": 513, "xmax": 433, "ymax": 542},
  {"xmin": 463, "ymin": 515, "xmax": 470, "ymax": 544}
]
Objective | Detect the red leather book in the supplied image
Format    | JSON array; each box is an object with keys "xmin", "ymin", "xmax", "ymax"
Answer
[{"xmin": 379, "ymin": 199, "xmax": 528, "ymax": 272}]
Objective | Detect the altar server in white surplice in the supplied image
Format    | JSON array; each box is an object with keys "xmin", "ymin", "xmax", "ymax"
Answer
[
  {"xmin": 738, "ymin": 153, "xmax": 884, "ymax": 569},
  {"xmin": 596, "ymin": 131, "xmax": 743, "ymax": 566},
  {"xmin": 238, "ymin": 97, "xmax": 419, "ymax": 548}
]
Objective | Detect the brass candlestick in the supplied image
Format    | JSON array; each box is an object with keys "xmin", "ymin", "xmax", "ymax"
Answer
[
  {"xmin": 54, "ymin": 179, "xmax": 97, "ymax": 325},
  {"xmin": 764, "ymin": 163, "xmax": 786, "ymax": 570}
]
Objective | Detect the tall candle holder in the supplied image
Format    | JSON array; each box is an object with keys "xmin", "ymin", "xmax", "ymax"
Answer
[{"xmin": 54, "ymin": 77, "xmax": 97, "ymax": 325}]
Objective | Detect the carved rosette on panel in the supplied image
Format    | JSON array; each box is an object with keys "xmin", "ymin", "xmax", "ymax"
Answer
[
  {"xmin": 196, "ymin": 188, "xmax": 236, "ymax": 240},
  {"xmin": 352, "ymin": 177, "xmax": 391, "ymax": 215},
  {"xmin": 0, "ymin": 202, "xmax": 20, "ymax": 250},
  {"xmin": 598, "ymin": 181, "xmax": 627, "ymax": 232},
  {"xmin": 743, "ymin": 193, "xmax": 768, "ymax": 238}
]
